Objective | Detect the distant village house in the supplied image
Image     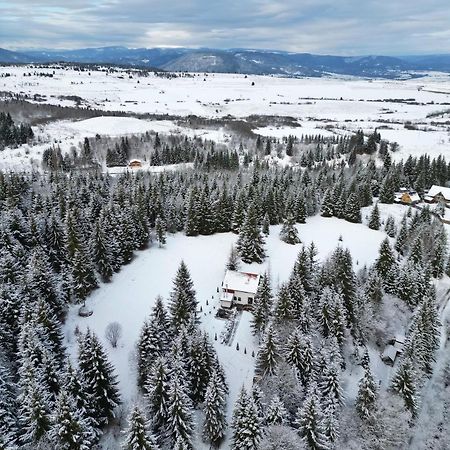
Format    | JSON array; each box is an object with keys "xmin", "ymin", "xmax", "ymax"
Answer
[
  {"xmin": 424, "ymin": 185, "xmax": 450, "ymax": 204},
  {"xmin": 128, "ymin": 159, "xmax": 142, "ymax": 169},
  {"xmin": 394, "ymin": 188, "xmax": 420, "ymax": 205},
  {"xmin": 220, "ymin": 270, "xmax": 261, "ymax": 309}
]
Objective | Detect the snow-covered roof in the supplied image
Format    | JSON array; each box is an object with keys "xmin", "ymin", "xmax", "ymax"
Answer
[
  {"xmin": 222, "ymin": 270, "xmax": 260, "ymax": 294},
  {"xmin": 381, "ymin": 345, "xmax": 399, "ymax": 362},
  {"xmin": 394, "ymin": 191, "xmax": 420, "ymax": 203},
  {"xmin": 426, "ymin": 185, "xmax": 450, "ymax": 201}
]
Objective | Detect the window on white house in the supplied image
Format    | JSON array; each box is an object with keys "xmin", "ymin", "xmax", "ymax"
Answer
[{"xmin": 248, "ymin": 297, "xmax": 253, "ymax": 304}]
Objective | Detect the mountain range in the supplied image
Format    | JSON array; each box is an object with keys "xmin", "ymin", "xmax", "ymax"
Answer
[{"xmin": 1, "ymin": 46, "xmax": 450, "ymax": 78}]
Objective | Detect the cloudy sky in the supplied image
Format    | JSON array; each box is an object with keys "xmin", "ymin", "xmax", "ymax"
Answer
[{"xmin": 1, "ymin": 0, "xmax": 449, "ymax": 55}]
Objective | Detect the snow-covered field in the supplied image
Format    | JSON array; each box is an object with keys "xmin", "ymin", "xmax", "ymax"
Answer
[
  {"xmin": 2, "ymin": 66, "xmax": 450, "ymax": 168},
  {"xmin": 2, "ymin": 66, "xmax": 450, "ymax": 121},
  {"xmin": 63, "ymin": 216, "xmax": 387, "ymax": 447}
]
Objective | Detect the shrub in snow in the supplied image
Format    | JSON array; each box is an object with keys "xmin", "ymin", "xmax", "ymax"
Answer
[{"xmin": 105, "ymin": 322, "xmax": 123, "ymax": 348}]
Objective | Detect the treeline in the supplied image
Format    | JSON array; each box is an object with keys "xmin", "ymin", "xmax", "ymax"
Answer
[{"xmin": 0, "ymin": 112, "xmax": 33, "ymax": 149}]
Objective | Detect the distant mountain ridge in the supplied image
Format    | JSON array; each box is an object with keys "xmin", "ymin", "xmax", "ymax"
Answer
[{"xmin": 2, "ymin": 46, "xmax": 450, "ymax": 78}]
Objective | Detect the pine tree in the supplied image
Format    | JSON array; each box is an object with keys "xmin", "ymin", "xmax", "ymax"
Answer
[
  {"xmin": 384, "ymin": 215, "xmax": 396, "ymax": 237},
  {"xmin": 50, "ymin": 390, "xmax": 94, "ymax": 450},
  {"xmin": 70, "ymin": 248, "xmax": 98, "ymax": 302},
  {"xmin": 155, "ymin": 216, "xmax": 167, "ymax": 247},
  {"xmin": 236, "ymin": 204, "xmax": 266, "ymax": 264},
  {"xmin": 319, "ymin": 364, "xmax": 344, "ymax": 408},
  {"xmin": 295, "ymin": 385, "xmax": 330, "ymax": 450},
  {"xmin": 137, "ymin": 297, "xmax": 171, "ymax": 386},
  {"xmin": 344, "ymin": 192, "xmax": 361, "ymax": 223},
  {"xmin": 226, "ymin": 245, "xmax": 240, "ymax": 271},
  {"xmin": 256, "ymin": 325, "xmax": 280, "ymax": 377},
  {"xmin": 0, "ymin": 360, "xmax": 18, "ymax": 448},
  {"xmin": 320, "ymin": 189, "xmax": 333, "ymax": 218},
  {"xmin": 169, "ymin": 261, "xmax": 198, "ymax": 332},
  {"xmin": 77, "ymin": 329, "xmax": 121, "ymax": 425},
  {"xmin": 365, "ymin": 269, "xmax": 383, "ymax": 309},
  {"xmin": 379, "ymin": 175, "xmax": 395, "ymax": 204},
  {"xmin": 184, "ymin": 190, "xmax": 199, "ymax": 236},
  {"xmin": 89, "ymin": 219, "xmax": 114, "ymax": 282},
  {"xmin": 355, "ymin": 365, "xmax": 378, "ymax": 421},
  {"xmin": 280, "ymin": 215, "xmax": 301, "ymax": 244},
  {"xmin": 166, "ymin": 375, "xmax": 194, "ymax": 448},
  {"xmin": 375, "ymin": 238, "xmax": 397, "ymax": 281},
  {"xmin": 368, "ymin": 203, "xmax": 380, "ymax": 230},
  {"xmin": 285, "ymin": 330, "xmax": 314, "ymax": 386},
  {"xmin": 252, "ymin": 274, "xmax": 273, "ymax": 336},
  {"xmin": 262, "ymin": 213, "xmax": 270, "ymax": 235},
  {"xmin": 202, "ymin": 370, "xmax": 227, "ymax": 445},
  {"xmin": 274, "ymin": 283, "xmax": 294, "ymax": 322},
  {"xmin": 266, "ymin": 395, "xmax": 288, "ymax": 425},
  {"xmin": 231, "ymin": 387, "xmax": 262, "ymax": 450},
  {"xmin": 391, "ymin": 358, "xmax": 418, "ymax": 418},
  {"xmin": 144, "ymin": 357, "xmax": 170, "ymax": 436},
  {"xmin": 122, "ymin": 405, "xmax": 159, "ymax": 450},
  {"xmin": 19, "ymin": 380, "xmax": 52, "ymax": 447}
]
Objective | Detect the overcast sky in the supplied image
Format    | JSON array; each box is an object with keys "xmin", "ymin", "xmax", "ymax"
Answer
[{"xmin": 1, "ymin": 0, "xmax": 449, "ymax": 55}]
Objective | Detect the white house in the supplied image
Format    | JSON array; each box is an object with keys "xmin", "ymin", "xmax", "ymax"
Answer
[{"xmin": 220, "ymin": 270, "xmax": 261, "ymax": 309}]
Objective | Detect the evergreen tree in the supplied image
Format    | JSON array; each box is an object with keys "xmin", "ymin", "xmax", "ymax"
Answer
[
  {"xmin": 280, "ymin": 215, "xmax": 301, "ymax": 244},
  {"xmin": 122, "ymin": 405, "xmax": 159, "ymax": 450},
  {"xmin": 295, "ymin": 385, "xmax": 329, "ymax": 450},
  {"xmin": 355, "ymin": 365, "xmax": 378, "ymax": 421},
  {"xmin": 320, "ymin": 189, "xmax": 334, "ymax": 218},
  {"xmin": 231, "ymin": 387, "xmax": 262, "ymax": 450},
  {"xmin": 252, "ymin": 274, "xmax": 272, "ymax": 336},
  {"xmin": 0, "ymin": 361, "xmax": 18, "ymax": 448},
  {"xmin": 19, "ymin": 380, "xmax": 52, "ymax": 447},
  {"xmin": 379, "ymin": 175, "xmax": 395, "ymax": 204},
  {"xmin": 384, "ymin": 215, "xmax": 396, "ymax": 237},
  {"xmin": 391, "ymin": 358, "xmax": 418, "ymax": 418},
  {"xmin": 368, "ymin": 203, "xmax": 380, "ymax": 230},
  {"xmin": 89, "ymin": 219, "xmax": 114, "ymax": 282},
  {"xmin": 50, "ymin": 390, "xmax": 94, "ymax": 450},
  {"xmin": 226, "ymin": 245, "xmax": 240, "ymax": 271},
  {"xmin": 70, "ymin": 248, "xmax": 98, "ymax": 302},
  {"xmin": 166, "ymin": 375, "xmax": 194, "ymax": 448},
  {"xmin": 137, "ymin": 297, "xmax": 171, "ymax": 386},
  {"xmin": 169, "ymin": 261, "xmax": 198, "ymax": 332},
  {"xmin": 77, "ymin": 330, "xmax": 121, "ymax": 425},
  {"xmin": 236, "ymin": 204, "xmax": 266, "ymax": 264},
  {"xmin": 344, "ymin": 192, "xmax": 361, "ymax": 223},
  {"xmin": 266, "ymin": 395, "xmax": 288, "ymax": 426},
  {"xmin": 375, "ymin": 238, "xmax": 397, "ymax": 281},
  {"xmin": 202, "ymin": 370, "xmax": 227, "ymax": 445},
  {"xmin": 285, "ymin": 330, "xmax": 314, "ymax": 386},
  {"xmin": 155, "ymin": 216, "xmax": 167, "ymax": 247},
  {"xmin": 256, "ymin": 325, "xmax": 281, "ymax": 377},
  {"xmin": 319, "ymin": 364, "xmax": 344, "ymax": 407},
  {"xmin": 144, "ymin": 357, "xmax": 170, "ymax": 436}
]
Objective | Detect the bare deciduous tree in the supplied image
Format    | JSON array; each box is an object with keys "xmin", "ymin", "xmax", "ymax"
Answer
[{"xmin": 105, "ymin": 322, "xmax": 122, "ymax": 348}]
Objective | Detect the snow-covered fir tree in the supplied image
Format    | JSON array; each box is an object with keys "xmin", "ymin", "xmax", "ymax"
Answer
[{"xmin": 122, "ymin": 405, "xmax": 159, "ymax": 450}]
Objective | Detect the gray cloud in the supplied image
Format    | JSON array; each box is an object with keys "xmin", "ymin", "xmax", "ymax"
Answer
[{"xmin": 1, "ymin": 0, "xmax": 449, "ymax": 54}]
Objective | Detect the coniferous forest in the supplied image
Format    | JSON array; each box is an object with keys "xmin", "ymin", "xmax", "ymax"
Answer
[{"xmin": 1, "ymin": 109, "xmax": 450, "ymax": 450}]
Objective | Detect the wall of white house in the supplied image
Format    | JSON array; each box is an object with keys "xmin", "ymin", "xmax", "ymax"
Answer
[{"xmin": 231, "ymin": 290, "xmax": 255, "ymax": 306}]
